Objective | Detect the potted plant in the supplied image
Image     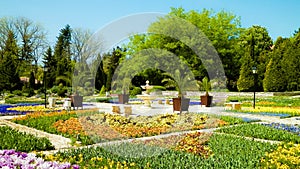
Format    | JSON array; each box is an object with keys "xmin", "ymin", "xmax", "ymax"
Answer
[
  {"xmin": 200, "ymin": 77, "xmax": 213, "ymax": 107},
  {"xmin": 117, "ymin": 77, "xmax": 130, "ymax": 104},
  {"xmin": 162, "ymin": 69, "xmax": 197, "ymax": 114}
]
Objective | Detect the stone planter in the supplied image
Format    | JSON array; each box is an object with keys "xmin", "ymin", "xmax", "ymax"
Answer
[
  {"xmin": 172, "ymin": 97, "xmax": 190, "ymax": 112},
  {"xmin": 71, "ymin": 95, "xmax": 83, "ymax": 110},
  {"xmin": 200, "ymin": 95, "xmax": 213, "ymax": 107},
  {"xmin": 118, "ymin": 94, "xmax": 129, "ymax": 104}
]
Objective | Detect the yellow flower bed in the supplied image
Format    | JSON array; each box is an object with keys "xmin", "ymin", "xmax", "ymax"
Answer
[
  {"xmin": 44, "ymin": 153, "xmax": 143, "ymax": 169},
  {"xmin": 13, "ymin": 110, "xmax": 76, "ymax": 121},
  {"xmin": 242, "ymin": 107, "xmax": 300, "ymax": 116},
  {"xmin": 7, "ymin": 105, "xmax": 62, "ymax": 112},
  {"xmin": 261, "ymin": 142, "xmax": 300, "ymax": 168}
]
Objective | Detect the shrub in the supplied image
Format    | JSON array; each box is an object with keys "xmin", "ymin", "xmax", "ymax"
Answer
[
  {"xmin": 99, "ymin": 85, "xmax": 106, "ymax": 95},
  {"xmin": 57, "ymin": 86, "xmax": 68, "ymax": 97},
  {"xmin": 50, "ymin": 85, "xmax": 59, "ymax": 94},
  {"xmin": 12, "ymin": 90, "xmax": 23, "ymax": 96},
  {"xmin": 130, "ymin": 86, "xmax": 142, "ymax": 96}
]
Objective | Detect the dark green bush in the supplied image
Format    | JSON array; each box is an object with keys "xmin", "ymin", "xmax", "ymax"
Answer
[
  {"xmin": 12, "ymin": 90, "xmax": 23, "ymax": 96},
  {"xmin": 130, "ymin": 86, "xmax": 142, "ymax": 96},
  {"xmin": 95, "ymin": 97, "xmax": 111, "ymax": 103},
  {"xmin": 273, "ymin": 91, "xmax": 300, "ymax": 96}
]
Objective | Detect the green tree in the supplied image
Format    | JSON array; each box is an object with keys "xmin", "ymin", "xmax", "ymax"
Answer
[
  {"xmin": 125, "ymin": 8, "xmax": 241, "ymax": 90},
  {"xmin": 43, "ymin": 47, "xmax": 56, "ymax": 88},
  {"xmin": 102, "ymin": 47, "xmax": 124, "ymax": 91},
  {"xmin": 53, "ymin": 25, "xmax": 73, "ymax": 86},
  {"xmin": 263, "ymin": 37, "xmax": 290, "ymax": 91},
  {"xmin": 237, "ymin": 25, "xmax": 273, "ymax": 91},
  {"xmin": 0, "ymin": 30, "xmax": 21, "ymax": 92},
  {"xmin": 282, "ymin": 30, "xmax": 300, "ymax": 91}
]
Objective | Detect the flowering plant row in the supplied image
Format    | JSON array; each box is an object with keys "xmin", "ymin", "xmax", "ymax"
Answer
[
  {"xmin": 261, "ymin": 122, "xmax": 299, "ymax": 136},
  {"xmin": 234, "ymin": 106, "xmax": 300, "ymax": 117},
  {"xmin": 13, "ymin": 110, "xmax": 252, "ymax": 145},
  {"xmin": 260, "ymin": 142, "xmax": 300, "ymax": 168},
  {"xmin": 47, "ymin": 133, "xmax": 276, "ymax": 168},
  {"xmin": 0, "ymin": 126, "xmax": 54, "ymax": 152},
  {"xmin": 7, "ymin": 105, "xmax": 62, "ymax": 112},
  {"xmin": 216, "ymin": 123, "xmax": 300, "ymax": 143},
  {"xmin": 0, "ymin": 150, "xmax": 79, "ymax": 169}
]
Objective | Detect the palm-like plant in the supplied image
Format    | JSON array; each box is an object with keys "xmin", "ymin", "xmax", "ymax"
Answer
[{"xmin": 162, "ymin": 69, "xmax": 197, "ymax": 97}]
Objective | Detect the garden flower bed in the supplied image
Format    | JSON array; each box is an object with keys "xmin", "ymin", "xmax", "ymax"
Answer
[
  {"xmin": 215, "ymin": 123, "xmax": 300, "ymax": 143},
  {"xmin": 260, "ymin": 142, "xmax": 300, "ymax": 168},
  {"xmin": 12, "ymin": 110, "xmax": 254, "ymax": 145},
  {"xmin": 261, "ymin": 123, "xmax": 300, "ymax": 136},
  {"xmin": 0, "ymin": 149, "xmax": 79, "ymax": 169},
  {"xmin": 0, "ymin": 103, "xmax": 40, "ymax": 115},
  {"xmin": 229, "ymin": 106, "xmax": 300, "ymax": 117},
  {"xmin": 44, "ymin": 133, "xmax": 277, "ymax": 168},
  {"xmin": 0, "ymin": 126, "xmax": 54, "ymax": 152},
  {"xmin": 7, "ymin": 105, "xmax": 62, "ymax": 112}
]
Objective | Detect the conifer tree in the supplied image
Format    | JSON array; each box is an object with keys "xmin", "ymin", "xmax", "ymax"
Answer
[{"xmin": 0, "ymin": 30, "xmax": 20, "ymax": 92}]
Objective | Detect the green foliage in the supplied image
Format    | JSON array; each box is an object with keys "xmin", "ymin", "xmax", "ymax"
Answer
[
  {"xmin": 263, "ymin": 37, "xmax": 290, "ymax": 92},
  {"xmin": 51, "ymin": 133, "xmax": 276, "ymax": 168},
  {"xmin": 95, "ymin": 97, "xmax": 111, "ymax": 103},
  {"xmin": 226, "ymin": 95, "xmax": 300, "ymax": 107},
  {"xmin": 0, "ymin": 30, "xmax": 21, "ymax": 92},
  {"xmin": 0, "ymin": 126, "xmax": 54, "ymax": 152},
  {"xmin": 200, "ymin": 76, "xmax": 211, "ymax": 95},
  {"xmin": 237, "ymin": 52, "xmax": 255, "ymax": 91},
  {"xmin": 99, "ymin": 85, "xmax": 106, "ymax": 95},
  {"xmin": 12, "ymin": 90, "xmax": 23, "ymax": 96},
  {"xmin": 129, "ymin": 86, "xmax": 142, "ymax": 96},
  {"xmin": 216, "ymin": 123, "xmax": 300, "ymax": 143}
]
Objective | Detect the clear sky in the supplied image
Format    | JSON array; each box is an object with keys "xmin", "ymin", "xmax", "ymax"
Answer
[{"xmin": 1, "ymin": 0, "xmax": 300, "ymax": 45}]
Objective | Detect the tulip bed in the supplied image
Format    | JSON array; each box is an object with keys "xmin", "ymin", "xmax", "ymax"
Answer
[
  {"xmin": 12, "ymin": 110, "xmax": 255, "ymax": 145},
  {"xmin": 230, "ymin": 106, "xmax": 300, "ymax": 117},
  {"xmin": 0, "ymin": 126, "xmax": 54, "ymax": 152},
  {"xmin": 7, "ymin": 105, "xmax": 62, "ymax": 112},
  {"xmin": 0, "ymin": 103, "xmax": 41, "ymax": 115},
  {"xmin": 261, "ymin": 123, "xmax": 299, "ymax": 136},
  {"xmin": 5, "ymin": 105, "xmax": 299, "ymax": 168},
  {"xmin": 43, "ymin": 133, "xmax": 277, "ymax": 168},
  {"xmin": 0, "ymin": 149, "xmax": 79, "ymax": 169},
  {"xmin": 215, "ymin": 123, "xmax": 300, "ymax": 143},
  {"xmin": 260, "ymin": 142, "xmax": 300, "ymax": 168}
]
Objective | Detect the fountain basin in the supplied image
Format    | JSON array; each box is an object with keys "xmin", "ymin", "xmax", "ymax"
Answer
[{"xmin": 136, "ymin": 94, "xmax": 158, "ymax": 107}]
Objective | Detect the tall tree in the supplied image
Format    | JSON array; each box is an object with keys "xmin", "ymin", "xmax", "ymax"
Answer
[
  {"xmin": 102, "ymin": 47, "xmax": 124, "ymax": 90},
  {"xmin": 71, "ymin": 28, "xmax": 92, "ymax": 62},
  {"xmin": 53, "ymin": 25, "xmax": 72, "ymax": 86},
  {"xmin": 0, "ymin": 30, "xmax": 21, "ymax": 92},
  {"xmin": 43, "ymin": 47, "xmax": 56, "ymax": 88},
  {"xmin": 237, "ymin": 25, "xmax": 273, "ymax": 91},
  {"xmin": 126, "ymin": 8, "xmax": 242, "ymax": 91},
  {"xmin": 263, "ymin": 37, "xmax": 290, "ymax": 91},
  {"xmin": 282, "ymin": 30, "xmax": 300, "ymax": 91}
]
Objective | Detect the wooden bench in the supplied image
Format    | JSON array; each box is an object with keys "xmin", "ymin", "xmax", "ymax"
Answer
[{"xmin": 225, "ymin": 102, "xmax": 241, "ymax": 110}]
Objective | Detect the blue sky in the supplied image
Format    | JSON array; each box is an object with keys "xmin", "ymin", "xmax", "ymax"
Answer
[{"xmin": 1, "ymin": 0, "xmax": 300, "ymax": 45}]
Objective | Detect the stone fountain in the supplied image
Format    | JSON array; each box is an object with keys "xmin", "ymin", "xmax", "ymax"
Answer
[{"xmin": 137, "ymin": 80, "xmax": 157, "ymax": 107}]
